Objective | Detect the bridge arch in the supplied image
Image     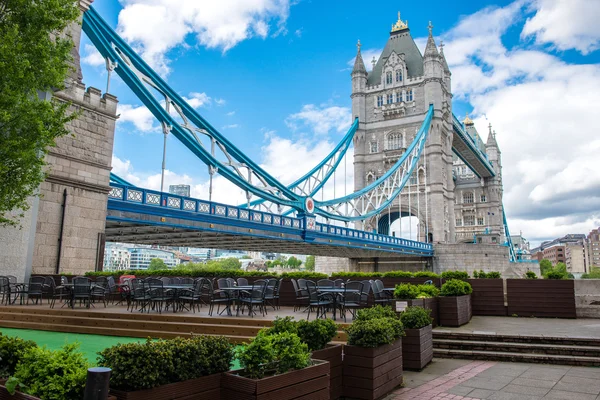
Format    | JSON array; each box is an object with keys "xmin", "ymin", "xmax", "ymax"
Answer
[{"xmin": 376, "ymin": 206, "xmax": 428, "ymax": 242}]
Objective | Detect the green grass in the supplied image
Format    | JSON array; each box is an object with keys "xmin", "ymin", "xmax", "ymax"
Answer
[{"xmin": 0, "ymin": 327, "xmax": 243, "ymax": 369}]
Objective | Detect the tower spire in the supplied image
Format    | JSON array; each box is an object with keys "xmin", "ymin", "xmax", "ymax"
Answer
[
  {"xmin": 352, "ymin": 39, "xmax": 367, "ymax": 74},
  {"xmin": 424, "ymin": 21, "xmax": 439, "ymax": 58}
]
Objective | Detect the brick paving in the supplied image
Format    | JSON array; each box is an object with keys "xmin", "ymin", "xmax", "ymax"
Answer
[{"xmin": 387, "ymin": 361, "xmax": 496, "ymax": 399}]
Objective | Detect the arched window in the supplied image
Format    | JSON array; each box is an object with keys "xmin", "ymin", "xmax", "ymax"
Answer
[
  {"xmin": 387, "ymin": 132, "xmax": 402, "ymax": 150},
  {"xmin": 463, "ymin": 192, "xmax": 474, "ymax": 204},
  {"xmin": 386, "ymin": 71, "xmax": 393, "ymax": 84},
  {"xmin": 396, "ymin": 70, "xmax": 403, "ymax": 82},
  {"xmin": 366, "ymin": 172, "xmax": 375, "ymax": 185}
]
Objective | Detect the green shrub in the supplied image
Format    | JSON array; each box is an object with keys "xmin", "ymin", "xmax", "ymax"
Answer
[
  {"xmin": 296, "ymin": 319, "xmax": 338, "ymax": 351},
  {"xmin": 98, "ymin": 336, "xmax": 234, "ymax": 391},
  {"xmin": 279, "ymin": 272, "xmax": 328, "ymax": 280},
  {"xmin": 414, "ymin": 271, "xmax": 440, "ymax": 278},
  {"xmin": 441, "ymin": 271, "xmax": 470, "ymax": 280},
  {"xmin": 525, "ymin": 271, "xmax": 538, "ymax": 279},
  {"xmin": 440, "ymin": 279, "xmax": 473, "ymax": 296},
  {"xmin": 474, "ymin": 270, "xmax": 501, "ymax": 279},
  {"xmin": 400, "ymin": 306, "xmax": 433, "ymax": 329},
  {"xmin": 393, "ymin": 283, "xmax": 420, "ymax": 299},
  {"xmin": 346, "ymin": 318, "xmax": 405, "ymax": 348},
  {"xmin": 0, "ymin": 334, "xmax": 37, "ymax": 378},
  {"xmin": 545, "ymin": 270, "xmax": 566, "ymax": 279},
  {"xmin": 330, "ymin": 272, "xmax": 383, "ymax": 279},
  {"xmin": 382, "ymin": 271, "xmax": 414, "ymax": 278},
  {"xmin": 486, "ymin": 271, "xmax": 501, "ymax": 279},
  {"xmin": 9, "ymin": 343, "xmax": 89, "ymax": 400},
  {"xmin": 262, "ymin": 317, "xmax": 337, "ymax": 351},
  {"xmin": 237, "ymin": 332, "xmax": 311, "ymax": 379},
  {"xmin": 416, "ymin": 284, "xmax": 440, "ymax": 298},
  {"xmin": 355, "ymin": 305, "xmax": 398, "ymax": 321}
]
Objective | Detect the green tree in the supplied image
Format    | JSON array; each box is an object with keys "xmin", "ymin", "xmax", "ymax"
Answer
[
  {"xmin": 539, "ymin": 259, "xmax": 553, "ymax": 276},
  {"xmin": 286, "ymin": 256, "xmax": 302, "ymax": 269},
  {"xmin": 148, "ymin": 258, "xmax": 167, "ymax": 271},
  {"xmin": 305, "ymin": 255, "xmax": 315, "ymax": 271},
  {"xmin": 582, "ymin": 267, "xmax": 600, "ymax": 279},
  {"xmin": 0, "ymin": 0, "xmax": 80, "ymax": 227},
  {"xmin": 218, "ymin": 257, "xmax": 242, "ymax": 270}
]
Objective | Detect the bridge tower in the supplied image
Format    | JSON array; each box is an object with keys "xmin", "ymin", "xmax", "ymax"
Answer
[
  {"xmin": 352, "ymin": 15, "xmax": 455, "ymax": 243},
  {"xmin": 0, "ymin": 0, "xmax": 118, "ymax": 280}
]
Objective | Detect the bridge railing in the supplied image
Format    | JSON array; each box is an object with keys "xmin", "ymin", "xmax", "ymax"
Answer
[
  {"xmin": 108, "ymin": 183, "xmax": 304, "ymax": 230},
  {"xmin": 315, "ymin": 222, "xmax": 433, "ymax": 252}
]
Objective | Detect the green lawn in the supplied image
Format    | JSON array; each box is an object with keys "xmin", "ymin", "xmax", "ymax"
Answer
[{"xmin": 0, "ymin": 327, "xmax": 242, "ymax": 368}]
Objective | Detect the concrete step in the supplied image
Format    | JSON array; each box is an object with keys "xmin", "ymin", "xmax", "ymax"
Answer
[
  {"xmin": 434, "ymin": 338, "xmax": 600, "ymax": 358},
  {"xmin": 433, "ymin": 330, "xmax": 600, "ymax": 347},
  {"xmin": 434, "ymin": 348, "xmax": 600, "ymax": 367}
]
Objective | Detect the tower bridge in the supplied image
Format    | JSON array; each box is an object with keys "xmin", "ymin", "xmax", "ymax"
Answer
[{"xmin": 0, "ymin": 2, "xmax": 537, "ymax": 281}]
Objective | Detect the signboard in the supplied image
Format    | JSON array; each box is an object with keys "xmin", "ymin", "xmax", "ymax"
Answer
[{"xmin": 395, "ymin": 301, "xmax": 408, "ymax": 313}]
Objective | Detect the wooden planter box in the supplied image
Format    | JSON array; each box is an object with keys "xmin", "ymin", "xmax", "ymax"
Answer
[
  {"xmin": 438, "ymin": 294, "xmax": 472, "ymax": 327},
  {"xmin": 221, "ymin": 360, "xmax": 330, "ymax": 400},
  {"xmin": 312, "ymin": 344, "xmax": 343, "ymax": 400},
  {"xmin": 0, "ymin": 386, "xmax": 116, "ymax": 400},
  {"xmin": 402, "ymin": 325, "xmax": 433, "ymax": 371},
  {"xmin": 343, "ymin": 339, "xmax": 403, "ymax": 400},
  {"xmin": 467, "ymin": 279, "xmax": 506, "ymax": 316},
  {"xmin": 109, "ymin": 373, "xmax": 221, "ymax": 400},
  {"xmin": 395, "ymin": 298, "xmax": 439, "ymax": 328},
  {"xmin": 507, "ymin": 279, "xmax": 576, "ymax": 318}
]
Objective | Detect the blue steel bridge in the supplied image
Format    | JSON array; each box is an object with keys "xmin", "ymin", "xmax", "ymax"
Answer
[{"xmin": 83, "ymin": 6, "xmax": 519, "ymax": 260}]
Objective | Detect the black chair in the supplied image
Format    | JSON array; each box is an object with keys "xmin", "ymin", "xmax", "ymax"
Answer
[
  {"xmin": 21, "ymin": 276, "xmax": 45, "ymax": 305},
  {"xmin": 317, "ymin": 279, "xmax": 335, "ymax": 288},
  {"xmin": 205, "ymin": 279, "xmax": 231, "ymax": 316},
  {"xmin": 146, "ymin": 278, "xmax": 175, "ymax": 313},
  {"xmin": 372, "ymin": 279, "xmax": 391, "ymax": 305},
  {"xmin": 263, "ymin": 278, "xmax": 279, "ymax": 311},
  {"xmin": 0, "ymin": 277, "xmax": 10, "ymax": 305},
  {"xmin": 333, "ymin": 279, "xmax": 345, "ymax": 288},
  {"xmin": 180, "ymin": 277, "xmax": 194, "ymax": 285},
  {"xmin": 42, "ymin": 277, "xmax": 66, "ymax": 308},
  {"xmin": 72, "ymin": 277, "xmax": 92, "ymax": 308},
  {"xmin": 160, "ymin": 277, "xmax": 172, "ymax": 285},
  {"xmin": 359, "ymin": 280, "xmax": 372, "ymax": 308},
  {"xmin": 237, "ymin": 280, "xmax": 267, "ymax": 317},
  {"xmin": 273, "ymin": 278, "xmax": 284, "ymax": 309},
  {"xmin": 237, "ymin": 277, "xmax": 249, "ymax": 287},
  {"xmin": 130, "ymin": 278, "xmax": 150, "ymax": 312},
  {"xmin": 179, "ymin": 278, "xmax": 204, "ymax": 313},
  {"xmin": 338, "ymin": 281, "xmax": 363, "ymax": 322},
  {"xmin": 305, "ymin": 280, "xmax": 332, "ymax": 320}
]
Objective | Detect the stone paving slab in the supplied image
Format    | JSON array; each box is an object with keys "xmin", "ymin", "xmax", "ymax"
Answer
[{"xmin": 385, "ymin": 358, "xmax": 600, "ymax": 400}]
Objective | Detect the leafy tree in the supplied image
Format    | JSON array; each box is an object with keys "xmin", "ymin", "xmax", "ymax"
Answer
[
  {"xmin": 148, "ymin": 258, "xmax": 167, "ymax": 271},
  {"xmin": 305, "ymin": 255, "xmax": 315, "ymax": 271},
  {"xmin": 539, "ymin": 259, "xmax": 553, "ymax": 276},
  {"xmin": 582, "ymin": 267, "xmax": 600, "ymax": 279},
  {"xmin": 0, "ymin": 0, "xmax": 80, "ymax": 227},
  {"xmin": 217, "ymin": 257, "xmax": 242, "ymax": 270},
  {"xmin": 286, "ymin": 256, "xmax": 302, "ymax": 269}
]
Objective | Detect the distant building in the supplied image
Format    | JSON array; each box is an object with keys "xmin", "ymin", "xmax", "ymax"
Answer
[
  {"xmin": 169, "ymin": 184, "xmax": 191, "ymax": 197},
  {"xmin": 531, "ymin": 234, "xmax": 587, "ymax": 269},
  {"xmin": 510, "ymin": 234, "xmax": 531, "ymax": 260},
  {"xmin": 103, "ymin": 243, "xmax": 130, "ymax": 271},
  {"xmin": 566, "ymin": 243, "xmax": 587, "ymax": 274},
  {"xmin": 586, "ymin": 227, "xmax": 600, "ymax": 268},
  {"xmin": 128, "ymin": 248, "xmax": 180, "ymax": 270}
]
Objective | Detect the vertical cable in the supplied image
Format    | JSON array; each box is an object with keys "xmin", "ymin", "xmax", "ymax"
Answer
[
  {"xmin": 424, "ymin": 134, "xmax": 429, "ymax": 243},
  {"xmin": 408, "ymin": 173, "xmax": 412, "ymax": 241},
  {"xmin": 417, "ymin": 165, "xmax": 421, "ymax": 242}
]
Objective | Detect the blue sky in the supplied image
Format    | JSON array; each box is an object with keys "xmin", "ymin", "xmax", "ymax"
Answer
[{"xmin": 80, "ymin": 0, "xmax": 600, "ymax": 245}]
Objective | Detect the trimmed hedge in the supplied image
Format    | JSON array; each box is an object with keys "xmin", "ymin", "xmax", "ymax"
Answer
[
  {"xmin": 441, "ymin": 270, "xmax": 470, "ymax": 280},
  {"xmin": 413, "ymin": 271, "xmax": 441, "ymax": 278},
  {"xmin": 382, "ymin": 271, "xmax": 414, "ymax": 278},
  {"xmin": 262, "ymin": 317, "xmax": 338, "ymax": 352},
  {"xmin": 85, "ymin": 269, "xmax": 323, "ymax": 279},
  {"xmin": 400, "ymin": 306, "xmax": 433, "ymax": 329},
  {"xmin": 473, "ymin": 270, "xmax": 501, "ymax": 279},
  {"xmin": 393, "ymin": 283, "xmax": 440, "ymax": 299},
  {"xmin": 346, "ymin": 318, "xmax": 405, "ymax": 348},
  {"xmin": 98, "ymin": 336, "xmax": 234, "ymax": 391},
  {"xmin": 330, "ymin": 271, "xmax": 383, "ymax": 279},
  {"xmin": 440, "ymin": 279, "xmax": 473, "ymax": 296},
  {"xmin": 279, "ymin": 272, "xmax": 328, "ymax": 280}
]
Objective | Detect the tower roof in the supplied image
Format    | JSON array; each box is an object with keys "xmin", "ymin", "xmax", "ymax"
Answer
[
  {"xmin": 352, "ymin": 40, "xmax": 367, "ymax": 75},
  {"xmin": 439, "ymin": 40, "xmax": 450, "ymax": 72},
  {"xmin": 463, "ymin": 113, "xmax": 474, "ymax": 126},
  {"xmin": 486, "ymin": 123, "xmax": 499, "ymax": 148},
  {"xmin": 424, "ymin": 21, "xmax": 439, "ymax": 58},
  {"xmin": 367, "ymin": 13, "xmax": 424, "ymax": 85}
]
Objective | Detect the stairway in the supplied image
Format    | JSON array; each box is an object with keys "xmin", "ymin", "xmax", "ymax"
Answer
[
  {"xmin": 433, "ymin": 331, "xmax": 600, "ymax": 367},
  {"xmin": 0, "ymin": 306, "xmax": 348, "ymax": 343}
]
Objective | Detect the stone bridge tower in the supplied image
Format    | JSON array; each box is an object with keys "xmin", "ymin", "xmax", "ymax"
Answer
[
  {"xmin": 0, "ymin": 0, "xmax": 118, "ymax": 280},
  {"xmin": 352, "ymin": 15, "xmax": 455, "ymax": 243}
]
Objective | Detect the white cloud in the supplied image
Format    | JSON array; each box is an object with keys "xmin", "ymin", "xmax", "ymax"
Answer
[
  {"xmin": 294, "ymin": 28, "xmax": 303, "ymax": 38},
  {"xmin": 286, "ymin": 104, "xmax": 352, "ymax": 135},
  {"xmin": 436, "ymin": 0, "xmax": 600, "ymax": 245},
  {"xmin": 81, "ymin": 44, "xmax": 105, "ymax": 67},
  {"xmin": 347, "ymin": 48, "xmax": 382, "ymax": 72},
  {"xmin": 522, "ymin": 0, "xmax": 600, "ymax": 54},
  {"xmin": 184, "ymin": 92, "xmax": 211, "ymax": 108},
  {"xmin": 215, "ymin": 98, "xmax": 227, "ymax": 106},
  {"xmin": 117, "ymin": 0, "xmax": 292, "ymax": 75},
  {"xmin": 226, "ymin": 111, "xmax": 236, "ymax": 116},
  {"xmin": 222, "ymin": 124, "xmax": 239, "ymax": 129}
]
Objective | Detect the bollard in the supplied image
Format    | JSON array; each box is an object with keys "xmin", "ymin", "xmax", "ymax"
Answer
[{"xmin": 83, "ymin": 367, "xmax": 111, "ymax": 400}]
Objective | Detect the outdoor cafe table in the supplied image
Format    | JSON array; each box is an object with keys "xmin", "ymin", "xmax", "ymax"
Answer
[
  {"xmin": 218, "ymin": 286, "xmax": 255, "ymax": 315},
  {"xmin": 317, "ymin": 287, "xmax": 361, "ymax": 321}
]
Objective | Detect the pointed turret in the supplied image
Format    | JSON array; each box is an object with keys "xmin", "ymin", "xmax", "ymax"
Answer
[
  {"xmin": 352, "ymin": 40, "xmax": 367, "ymax": 75},
  {"xmin": 424, "ymin": 21, "xmax": 440, "ymax": 58},
  {"xmin": 486, "ymin": 123, "xmax": 498, "ymax": 148},
  {"xmin": 439, "ymin": 40, "xmax": 450, "ymax": 73}
]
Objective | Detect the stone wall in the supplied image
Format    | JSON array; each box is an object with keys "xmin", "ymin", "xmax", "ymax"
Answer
[
  {"xmin": 574, "ymin": 280, "xmax": 600, "ymax": 318},
  {"xmin": 0, "ymin": 199, "xmax": 39, "ymax": 281},
  {"xmin": 315, "ymin": 256, "xmax": 430, "ymax": 275},
  {"xmin": 433, "ymin": 243, "xmax": 540, "ymax": 278},
  {"xmin": 315, "ymin": 256, "xmax": 357, "ymax": 274}
]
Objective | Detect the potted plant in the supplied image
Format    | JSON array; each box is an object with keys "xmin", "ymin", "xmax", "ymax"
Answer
[
  {"xmin": 3, "ymin": 343, "xmax": 89, "ymax": 400},
  {"xmin": 438, "ymin": 279, "xmax": 473, "ymax": 327},
  {"xmin": 263, "ymin": 317, "xmax": 342, "ymax": 399},
  {"xmin": 98, "ymin": 336, "xmax": 234, "ymax": 399},
  {"xmin": 399, "ymin": 306, "xmax": 433, "ymax": 370},
  {"xmin": 393, "ymin": 283, "xmax": 440, "ymax": 327},
  {"xmin": 222, "ymin": 332, "xmax": 329, "ymax": 400},
  {"xmin": 343, "ymin": 306, "xmax": 405, "ymax": 400}
]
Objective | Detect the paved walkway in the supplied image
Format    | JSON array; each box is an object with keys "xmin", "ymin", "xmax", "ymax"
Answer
[
  {"xmin": 434, "ymin": 316, "xmax": 600, "ymax": 339},
  {"xmin": 387, "ymin": 359, "xmax": 600, "ymax": 400}
]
